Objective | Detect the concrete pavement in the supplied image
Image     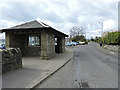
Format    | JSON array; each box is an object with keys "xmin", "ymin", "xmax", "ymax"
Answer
[{"xmin": 2, "ymin": 50, "xmax": 73, "ymax": 88}]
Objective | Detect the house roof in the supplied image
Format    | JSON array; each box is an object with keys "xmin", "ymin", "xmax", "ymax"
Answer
[
  {"xmin": 0, "ymin": 20, "xmax": 68, "ymax": 37},
  {"xmin": 9, "ymin": 20, "xmax": 49, "ymax": 29}
]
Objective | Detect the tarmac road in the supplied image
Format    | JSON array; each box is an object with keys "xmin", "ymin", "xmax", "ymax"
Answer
[{"xmin": 34, "ymin": 42, "xmax": 118, "ymax": 88}]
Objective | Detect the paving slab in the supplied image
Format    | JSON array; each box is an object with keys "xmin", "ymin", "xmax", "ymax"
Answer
[{"xmin": 2, "ymin": 50, "xmax": 73, "ymax": 88}]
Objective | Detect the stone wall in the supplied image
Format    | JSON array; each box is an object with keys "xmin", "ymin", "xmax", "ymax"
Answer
[
  {"xmin": 5, "ymin": 29, "xmax": 66, "ymax": 60},
  {"xmin": 5, "ymin": 33, "xmax": 24, "ymax": 50},
  {"xmin": 5, "ymin": 33, "xmax": 25, "ymax": 56},
  {"xmin": 23, "ymin": 35, "xmax": 41, "ymax": 57},
  {"xmin": 5, "ymin": 33, "xmax": 41, "ymax": 57},
  {"xmin": 62, "ymin": 36, "xmax": 66, "ymax": 52},
  {"xmin": 47, "ymin": 33, "xmax": 56, "ymax": 59},
  {"xmin": 0, "ymin": 48, "xmax": 22, "ymax": 74},
  {"xmin": 40, "ymin": 31, "xmax": 56, "ymax": 60},
  {"xmin": 103, "ymin": 45, "xmax": 120, "ymax": 52}
]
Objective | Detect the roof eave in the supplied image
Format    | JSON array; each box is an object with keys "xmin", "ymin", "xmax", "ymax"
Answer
[{"xmin": 0, "ymin": 27, "xmax": 47, "ymax": 33}]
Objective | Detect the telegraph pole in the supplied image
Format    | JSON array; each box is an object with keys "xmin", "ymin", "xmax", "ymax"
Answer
[
  {"xmin": 99, "ymin": 22, "xmax": 103, "ymax": 38},
  {"xmin": 99, "ymin": 22, "xmax": 103, "ymax": 42},
  {"xmin": 99, "ymin": 22, "xmax": 103, "ymax": 46}
]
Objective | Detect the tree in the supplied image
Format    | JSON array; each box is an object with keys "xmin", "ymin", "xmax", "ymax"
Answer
[
  {"xmin": 95, "ymin": 36, "xmax": 99, "ymax": 42},
  {"xmin": 71, "ymin": 35, "xmax": 86, "ymax": 42},
  {"xmin": 70, "ymin": 26, "xmax": 78, "ymax": 37},
  {"xmin": 70, "ymin": 26, "xmax": 85, "ymax": 37},
  {"xmin": 90, "ymin": 37, "xmax": 94, "ymax": 41}
]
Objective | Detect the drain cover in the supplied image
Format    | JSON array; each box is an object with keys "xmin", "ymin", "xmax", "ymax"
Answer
[{"xmin": 79, "ymin": 82, "xmax": 89, "ymax": 88}]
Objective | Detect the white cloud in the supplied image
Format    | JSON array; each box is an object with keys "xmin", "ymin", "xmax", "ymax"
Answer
[
  {"xmin": 0, "ymin": 20, "xmax": 17, "ymax": 29},
  {"xmin": 103, "ymin": 19, "xmax": 116, "ymax": 31},
  {"xmin": 86, "ymin": 29, "xmax": 101, "ymax": 38},
  {"xmin": 89, "ymin": 29, "xmax": 101, "ymax": 33},
  {"xmin": 0, "ymin": 0, "xmax": 118, "ymax": 39}
]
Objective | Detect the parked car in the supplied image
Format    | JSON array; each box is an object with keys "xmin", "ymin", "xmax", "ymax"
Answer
[
  {"xmin": 78, "ymin": 41, "xmax": 85, "ymax": 45},
  {"xmin": 71, "ymin": 42, "xmax": 79, "ymax": 46},
  {"xmin": 66, "ymin": 42, "xmax": 79, "ymax": 46},
  {"xmin": 0, "ymin": 44, "xmax": 6, "ymax": 49},
  {"xmin": 66, "ymin": 42, "xmax": 72, "ymax": 46}
]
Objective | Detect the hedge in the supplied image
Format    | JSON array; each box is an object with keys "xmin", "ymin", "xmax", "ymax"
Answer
[{"xmin": 98, "ymin": 31, "xmax": 120, "ymax": 45}]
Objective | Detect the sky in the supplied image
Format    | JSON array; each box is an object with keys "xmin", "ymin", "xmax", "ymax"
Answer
[{"xmin": 0, "ymin": 0, "xmax": 119, "ymax": 39}]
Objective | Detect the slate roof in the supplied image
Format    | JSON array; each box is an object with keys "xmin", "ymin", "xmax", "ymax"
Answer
[
  {"xmin": 0, "ymin": 20, "xmax": 68, "ymax": 37},
  {"xmin": 8, "ymin": 20, "xmax": 49, "ymax": 29}
]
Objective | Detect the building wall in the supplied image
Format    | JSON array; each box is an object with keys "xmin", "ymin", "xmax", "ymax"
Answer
[
  {"xmin": 5, "ymin": 32, "xmax": 41, "ymax": 57},
  {"xmin": 40, "ymin": 31, "xmax": 56, "ymax": 60},
  {"xmin": 47, "ymin": 32, "xmax": 56, "ymax": 58},
  {"xmin": 62, "ymin": 36, "xmax": 66, "ymax": 52},
  {"xmin": 5, "ymin": 29, "xmax": 66, "ymax": 60},
  {"xmin": 5, "ymin": 32, "xmax": 10, "ymax": 48},
  {"xmin": 23, "ymin": 35, "xmax": 41, "ymax": 57},
  {"xmin": 6, "ymin": 33, "xmax": 24, "ymax": 53}
]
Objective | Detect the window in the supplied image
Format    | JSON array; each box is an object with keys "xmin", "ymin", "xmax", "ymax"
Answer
[
  {"xmin": 28, "ymin": 35, "xmax": 41, "ymax": 46},
  {"xmin": 55, "ymin": 38, "xmax": 57, "ymax": 45}
]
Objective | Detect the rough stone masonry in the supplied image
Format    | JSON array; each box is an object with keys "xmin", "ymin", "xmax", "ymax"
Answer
[{"xmin": 0, "ymin": 48, "xmax": 22, "ymax": 74}]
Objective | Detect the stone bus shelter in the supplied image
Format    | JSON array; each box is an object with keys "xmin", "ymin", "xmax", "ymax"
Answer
[{"xmin": 0, "ymin": 20, "xmax": 68, "ymax": 60}]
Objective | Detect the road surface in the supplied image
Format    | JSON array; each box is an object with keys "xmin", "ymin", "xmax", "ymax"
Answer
[{"xmin": 34, "ymin": 42, "xmax": 118, "ymax": 88}]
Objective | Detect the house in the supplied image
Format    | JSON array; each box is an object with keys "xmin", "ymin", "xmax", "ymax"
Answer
[{"xmin": 0, "ymin": 20, "xmax": 68, "ymax": 60}]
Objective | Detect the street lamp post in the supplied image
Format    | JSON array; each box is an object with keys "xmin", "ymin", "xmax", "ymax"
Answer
[
  {"xmin": 99, "ymin": 22, "xmax": 103, "ymax": 46},
  {"xmin": 99, "ymin": 22, "xmax": 103, "ymax": 38}
]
